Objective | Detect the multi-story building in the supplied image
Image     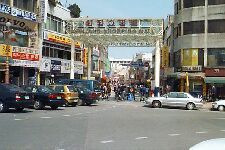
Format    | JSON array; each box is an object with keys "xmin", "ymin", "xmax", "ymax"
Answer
[
  {"xmin": 0, "ymin": 0, "xmax": 39, "ymax": 85},
  {"xmin": 40, "ymin": 1, "xmax": 84, "ymax": 85},
  {"xmin": 173, "ymin": 0, "xmax": 225, "ymax": 99}
]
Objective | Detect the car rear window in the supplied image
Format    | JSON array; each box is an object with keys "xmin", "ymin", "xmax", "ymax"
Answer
[
  {"xmin": 38, "ymin": 86, "xmax": 54, "ymax": 93},
  {"xmin": 3, "ymin": 84, "xmax": 25, "ymax": 92},
  {"xmin": 67, "ymin": 86, "xmax": 77, "ymax": 92}
]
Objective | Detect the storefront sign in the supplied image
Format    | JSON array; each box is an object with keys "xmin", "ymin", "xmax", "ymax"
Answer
[
  {"xmin": 12, "ymin": 46, "xmax": 39, "ymax": 61},
  {"xmin": 28, "ymin": 31, "xmax": 38, "ymax": 48},
  {"xmin": 0, "ymin": 44, "xmax": 12, "ymax": 57},
  {"xmin": 0, "ymin": 3, "xmax": 37, "ymax": 21},
  {"xmin": 39, "ymin": 0, "xmax": 47, "ymax": 23},
  {"xmin": 205, "ymin": 68, "xmax": 225, "ymax": 77},
  {"xmin": 0, "ymin": 14, "xmax": 37, "ymax": 30},
  {"xmin": 40, "ymin": 58, "xmax": 51, "ymax": 72},
  {"xmin": 51, "ymin": 60, "xmax": 61, "ymax": 73},
  {"xmin": 47, "ymin": 32, "xmax": 71, "ymax": 45},
  {"xmin": 74, "ymin": 61, "xmax": 83, "ymax": 74},
  {"xmin": 109, "ymin": 42, "xmax": 151, "ymax": 47},
  {"xmin": 182, "ymin": 66, "xmax": 202, "ymax": 72},
  {"xmin": 61, "ymin": 60, "xmax": 70, "ymax": 74},
  {"xmin": 12, "ymin": 59, "xmax": 39, "ymax": 67}
]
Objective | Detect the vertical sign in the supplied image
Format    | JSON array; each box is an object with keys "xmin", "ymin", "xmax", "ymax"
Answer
[
  {"xmin": 39, "ymin": 0, "xmax": 47, "ymax": 23},
  {"xmin": 192, "ymin": 49, "xmax": 198, "ymax": 66}
]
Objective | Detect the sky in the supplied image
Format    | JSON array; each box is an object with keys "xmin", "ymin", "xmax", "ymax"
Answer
[{"xmin": 61, "ymin": 0, "xmax": 174, "ymax": 59}]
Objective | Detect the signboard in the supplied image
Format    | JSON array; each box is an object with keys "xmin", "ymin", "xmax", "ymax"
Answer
[
  {"xmin": 0, "ymin": 3, "xmax": 37, "ymax": 21},
  {"xmin": 12, "ymin": 46, "xmax": 39, "ymax": 61},
  {"xmin": 182, "ymin": 66, "xmax": 202, "ymax": 72},
  {"xmin": 12, "ymin": 59, "xmax": 39, "ymax": 67},
  {"xmin": 47, "ymin": 32, "xmax": 71, "ymax": 45},
  {"xmin": 61, "ymin": 60, "xmax": 70, "ymax": 74},
  {"xmin": 82, "ymin": 48, "xmax": 88, "ymax": 65},
  {"xmin": 109, "ymin": 42, "xmax": 152, "ymax": 47},
  {"xmin": 40, "ymin": 58, "xmax": 51, "ymax": 72},
  {"xmin": 74, "ymin": 61, "xmax": 83, "ymax": 74},
  {"xmin": 0, "ymin": 44, "xmax": 12, "ymax": 57},
  {"xmin": 39, "ymin": 0, "xmax": 47, "ymax": 23},
  {"xmin": 205, "ymin": 68, "xmax": 225, "ymax": 77},
  {"xmin": 51, "ymin": 60, "xmax": 61, "ymax": 73}
]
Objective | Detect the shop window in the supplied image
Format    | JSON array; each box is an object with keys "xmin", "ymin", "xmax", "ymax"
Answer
[
  {"xmin": 45, "ymin": 47, "xmax": 50, "ymax": 57},
  {"xmin": 54, "ymin": 49, "xmax": 59, "ymax": 58},
  {"xmin": 208, "ymin": 19, "xmax": 225, "ymax": 33},
  {"xmin": 208, "ymin": 0, "xmax": 225, "ymax": 5},
  {"xmin": 183, "ymin": 49, "xmax": 199, "ymax": 66},
  {"xmin": 28, "ymin": 69, "xmax": 35, "ymax": 77},
  {"xmin": 183, "ymin": 0, "xmax": 205, "ymax": 8},
  {"xmin": 50, "ymin": 48, "xmax": 54, "ymax": 57},
  {"xmin": 183, "ymin": 21, "xmax": 204, "ymax": 35},
  {"xmin": 208, "ymin": 48, "xmax": 225, "ymax": 67},
  {"xmin": 58, "ymin": 50, "xmax": 63, "ymax": 59}
]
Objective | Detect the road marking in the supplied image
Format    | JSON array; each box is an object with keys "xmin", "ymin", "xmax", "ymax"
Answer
[
  {"xmin": 135, "ymin": 137, "xmax": 148, "ymax": 140},
  {"xmin": 14, "ymin": 119, "xmax": 23, "ymax": 121},
  {"xmin": 214, "ymin": 118, "xmax": 225, "ymax": 120},
  {"xmin": 168, "ymin": 134, "xmax": 180, "ymax": 136},
  {"xmin": 221, "ymin": 130, "xmax": 225, "ymax": 132},
  {"xmin": 63, "ymin": 115, "xmax": 71, "ymax": 117},
  {"xmin": 196, "ymin": 131, "xmax": 207, "ymax": 134},
  {"xmin": 112, "ymin": 106, "xmax": 116, "ymax": 108},
  {"xmin": 40, "ymin": 117, "xmax": 52, "ymax": 119},
  {"xmin": 100, "ymin": 140, "xmax": 114, "ymax": 144},
  {"xmin": 75, "ymin": 113, "xmax": 83, "ymax": 115}
]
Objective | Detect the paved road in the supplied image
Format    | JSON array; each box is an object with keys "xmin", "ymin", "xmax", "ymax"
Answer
[{"xmin": 0, "ymin": 99, "xmax": 225, "ymax": 150}]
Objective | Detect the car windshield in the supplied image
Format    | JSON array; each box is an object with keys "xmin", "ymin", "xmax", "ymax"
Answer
[
  {"xmin": 3, "ymin": 84, "xmax": 25, "ymax": 92},
  {"xmin": 37, "ymin": 86, "xmax": 54, "ymax": 93},
  {"xmin": 67, "ymin": 85, "xmax": 77, "ymax": 92}
]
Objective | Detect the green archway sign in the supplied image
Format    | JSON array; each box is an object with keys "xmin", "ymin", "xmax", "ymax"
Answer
[{"xmin": 66, "ymin": 18, "xmax": 163, "ymax": 47}]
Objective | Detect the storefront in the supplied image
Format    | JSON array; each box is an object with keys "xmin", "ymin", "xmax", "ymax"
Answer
[
  {"xmin": 204, "ymin": 68, "xmax": 225, "ymax": 100},
  {"xmin": 0, "ymin": 3, "xmax": 39, "ymax": 85}
]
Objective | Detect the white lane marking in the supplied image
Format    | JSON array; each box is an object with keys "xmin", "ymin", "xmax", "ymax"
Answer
[
  {"xmin": 75, "ymin": 113, "xmax": 83, "ymax": 115},
  {"xmin": 196, "ymin": 131, "xmax": 207, "ymax": 134},
  {"xmin": 63, "ymin": 115, "xmax": 71, "ymax": 117},
  {"xmin": 214, "ymin": 118, "xmax": 225, "ymax": 120},
  {"xmin": 168, "ymin": 134, "xmax": 180, "ymax": 136},
  {"xmin": 100, "ymin": 140, "xmax": 114, "ymax": 144},
  {"xmin": 40, "ymin": 117, "xmax": 52, "ymax": 119},
  {"xmin": 135, "ymin": 137, "xmax": 148, "ymax": 140},
  {"xmin": 14, "ymin": 119, "xmax": 23, "ymax": 121},
  {"xmin": 221, "ymin": 130, "xmax": 225, "ymax": 132},
  {"xmin": 112, "ymin": 106, "xmax": 116, "ymax": 108}
]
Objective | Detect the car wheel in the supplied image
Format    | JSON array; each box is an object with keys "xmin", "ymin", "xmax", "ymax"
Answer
[
  {"xmin": 186, "ymin": 102, "xmax": 195, "ymax": 110},
  {"xmin": 65, "ymin": 101, "xmax": 70, "ymax": 107},
  {"xmin": 218, "ymin": 105, "xmax": 225, "ymax": 111},
  {"xmin": 86, "ymin": 102, "xmax": 92, "ymax": 106},
  {"xmin": 15, "ymin": 107, "xmax": 24, "ymax": 112},
  {"xmin": 34, "ymin": 100, "xmax": 44, "ymax": 110},
  {"xmin": 152, "ymin": 101, "xmax": 161, "ymax": 108},
  {"xmin": 0, "ymin": 101, "xmax": 8, "ymax": 113},
  {"xmin": 51, "ymin": 105, "xmax": 58, "ymax": 110},
  {"xmin": 77, "ymin": 99, "xmax": 84, "ymax": 106}
]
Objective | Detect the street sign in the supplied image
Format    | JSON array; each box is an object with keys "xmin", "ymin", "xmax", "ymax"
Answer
[{"xmin": 0, "ymin": 44, "xmax": 12, "ymax": 57}]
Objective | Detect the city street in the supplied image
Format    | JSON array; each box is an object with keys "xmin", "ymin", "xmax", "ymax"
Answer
[{"xmin": 0, "ymin": 99, "xmax": 225, "ymax": 150}]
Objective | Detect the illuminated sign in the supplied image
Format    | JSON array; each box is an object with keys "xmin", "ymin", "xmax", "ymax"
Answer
[
  {"xmin": 47, "ymin": 33, "xmax": 71, "ymax": 45},
  {"xmin": 182, "ymin": 66, "xmax": 202, "ymax": 72}
]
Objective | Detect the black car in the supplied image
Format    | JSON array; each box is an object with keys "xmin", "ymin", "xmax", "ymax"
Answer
[
  {"xmin": 76, "ymin": 86, "xmax": 98, "ymax": 106},
  {"xmin": 0, "ymin": 83, "xmax": 34, "ymax": 113},
  {"xmin": 22, "ymin": 85, "xmax": 65, "ymax": 110}
]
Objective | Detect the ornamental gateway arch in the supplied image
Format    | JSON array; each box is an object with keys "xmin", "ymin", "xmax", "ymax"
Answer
[{"xmin": 65, "ymin": 18, "xmax": 163, "ymax": 92}]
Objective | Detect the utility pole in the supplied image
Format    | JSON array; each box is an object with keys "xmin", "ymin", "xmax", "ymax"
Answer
[
  {"xmin": 70, "ymin": 40, "xmax": 75, "ymax": 79},
  {"xmin": 87, "ymin": 46, "xmax": 92, "ymax": 80},
  {"xmin": 154, "ymin": 40, "xmax": 161, "ymax": 97}
]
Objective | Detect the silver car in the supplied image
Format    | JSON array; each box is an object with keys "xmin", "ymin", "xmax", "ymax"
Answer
[{"xmin": 145, "ymin": 92, "xmax": 203, "ymax": 110}]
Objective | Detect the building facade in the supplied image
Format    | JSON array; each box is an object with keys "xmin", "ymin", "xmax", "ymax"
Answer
[
  {"xmin": 0, "ymin": 0, "xmax": 39, "ymax": 85},
  {"xmin": 173, "ymin": 0, "xmax": 225, "ymax": 99}
]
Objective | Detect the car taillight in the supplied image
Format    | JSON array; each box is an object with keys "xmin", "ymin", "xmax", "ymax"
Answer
[
  {"xmin": 48, "ymin": 94, "xmax": 57, "ymax": 99},
  {"xmin": 16, "ymin": 94, "xmax": 22, "ymax": 101},
  {"xmin": 88, "ymin": 92, "xmax": 96, "ymax": 99}
]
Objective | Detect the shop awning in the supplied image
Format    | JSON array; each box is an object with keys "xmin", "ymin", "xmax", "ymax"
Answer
[{"xmin": 204, "ymin": 77, "xmax": 225, "ymax": 84}]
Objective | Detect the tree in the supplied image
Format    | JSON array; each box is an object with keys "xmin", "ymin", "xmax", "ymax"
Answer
[{"xmin": 67, "ymin": 3, "xmax": 81, "ymax": 18}]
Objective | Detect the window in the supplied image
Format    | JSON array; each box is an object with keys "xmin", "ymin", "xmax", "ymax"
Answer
[
  {"xmin": 183, "ymin": 21, "xmax": 204, "ymax": 35},
  {"xmin": 168, "ymin": 92, "xmax": 178, "ymax": 98},
  {"xmin": 174, "ymin": 2, "xmax": 179, "ymax": 14},
  {"xmin": 208, "ymin": 19, "xmax": 225, "ymax": 33},
  {"xmin": 208, "ymin": 0, "xmax": 225, "ymax": 5},
  {"xmin": 183, "ymin": 0, "xmax": 205, "ymax": 8},
  {"xmin": 54, "ymin": 86, "xmax": 64, "ymax": 93},
  {"xmin": 177, "ymin": 93, "xmax": 188, "ymax": 98},
  {"xmin": 13, "ymin": 0, "xmax": 36, "ymax": 12},
  {"xmin": 208, "ymin": 48, "xmax": 225, "ymax": 67},
  {"xmin": 45, "ymin": 14, "xmax": 64, "ymax": 33}
]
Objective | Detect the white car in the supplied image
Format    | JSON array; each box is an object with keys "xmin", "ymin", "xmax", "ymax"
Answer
[
  {"xmin": 212, "ymin": 100, "xmax": 225, "ymax": 111},
  {"xmin": 189, "ymin": 138, "xmax": 225, "ymax": 150},
  {"xmin": 145, "ymin": 92, "xmax": 203, "ymax": 110}
]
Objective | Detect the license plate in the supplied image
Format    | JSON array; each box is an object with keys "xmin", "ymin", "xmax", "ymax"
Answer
[
  {"xmin": 25, "ymin": 96, "xmax": 29, "ymax": 100},
  {"xmin": 57, "ymin": 96, "xmax": 61, "ymax": 99}
]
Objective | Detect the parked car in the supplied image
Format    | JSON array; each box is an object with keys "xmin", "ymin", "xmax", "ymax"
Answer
[
  {"xmin": 48, "ymin": 84, "xmax": 79, "ymax": 107},
  {"xmin": 76, "ymin": 86, "xmax": 98, "ymax": 106},
  {"xmin": 0, "ymin": 83, "xmax": 34, "ymax": 112},
  {"xmin": 189, "ymin": 138, "xmax": 225, "ymax": 150},
  {"xmin": 55, "ymin": 79, "xmax": 101, "ymax": 99},
  {"xmin": 145, "ymin": 92, "xmax": 203, "ymax": 110},
  {"xmin": 22, "ymin": 85, "xmax": 65, "ymax": 110},
  {"xmin": 212, "ymin": 100, "xmax": 225, "ymax": 111}
]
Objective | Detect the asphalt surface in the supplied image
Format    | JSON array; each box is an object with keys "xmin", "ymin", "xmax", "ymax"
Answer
[{"xmin": 0, "ymin": 99, "xmax": 225, "ymax": 150}]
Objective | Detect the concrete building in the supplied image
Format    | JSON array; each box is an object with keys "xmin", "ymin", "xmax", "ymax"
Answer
[{"xmin": 173, "ymin": 0, "xmax": 225, "ymax": 99}]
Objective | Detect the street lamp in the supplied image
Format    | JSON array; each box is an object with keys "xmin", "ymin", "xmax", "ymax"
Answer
[{"xmin": 0, "ymin": 22, "xmax": 15, "ymax": 84}]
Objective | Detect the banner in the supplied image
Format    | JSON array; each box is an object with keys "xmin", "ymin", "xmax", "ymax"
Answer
[
  {"xmin": 74, "ymin": 61, "xmax": 83, "ymax": 74},
  {"xmin": 61, "ymin": 60, "xmax": 70, "ymax": 74},
  {"xmin": 0, "ymin": 44, "xmax": 12, "ymax": 57},
  {"xmin": 40, "ymin": 58, "xmax": 51, "ymax": 72},
  {"xmin": 12, "ymin": 59, "xmax": 39, "ymax": 68},
  {"xmin": 51, "ymin": 60, "xmax": 61, "ymax": 73},
  {"xmin": 47, "ymin": 32, "xmax": 71, "ymax": 45}
]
